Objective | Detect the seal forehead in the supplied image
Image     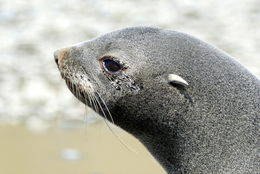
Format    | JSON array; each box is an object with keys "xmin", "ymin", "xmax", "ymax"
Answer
[
  {"xmin": 93, "ymin": 27, "xmax": 161, "ymax": 46},
  {"xmin": 105, "ymin": 27, "xmax": 161, "ymax": 38}
]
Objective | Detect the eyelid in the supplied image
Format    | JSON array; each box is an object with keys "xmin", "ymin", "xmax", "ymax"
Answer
[{"xmin": 98, "ymin": 55, "xmax": 119, "ymax": 61}]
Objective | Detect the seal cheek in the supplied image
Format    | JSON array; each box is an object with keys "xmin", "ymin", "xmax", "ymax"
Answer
[{"xmin": 82, "ymin": 79, "xmax": 95, "ymax": 93}]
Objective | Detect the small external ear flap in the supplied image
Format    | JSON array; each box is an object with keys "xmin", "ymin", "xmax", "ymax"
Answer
[{"xmin": 167, "ymin": 74, "xmax": 189, "ymax": 87}]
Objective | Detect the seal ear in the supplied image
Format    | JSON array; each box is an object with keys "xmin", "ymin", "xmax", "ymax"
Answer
[{"xmin": 167, "ymin": 74, "xmax": 189, "ymax": 88}]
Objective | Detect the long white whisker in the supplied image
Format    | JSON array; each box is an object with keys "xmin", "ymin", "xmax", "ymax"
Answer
[
  {"xmin": 92, "ymin": 93, "xmax": 137, "ymax": 153},
  {"xmin": 65, "ymin": 76, "xmax": 137, "ymax": 153},
  {"xmin": 92, "ymin": 93, "xmax": 109, "ymax": 120},
  {"xmin": 91, "ymin": 93, "xmax": 110, "ymax": 125},
  {"xmin": 95, "ymin": 92, "xmax": 115, "ymax": 125},
  {"xmin": 90, "ymin": 93, "xmax": 99, "ymax": 114},
  {"xmin": 82, "ymin": 91, "xmax": 91, "ymax": 124}
]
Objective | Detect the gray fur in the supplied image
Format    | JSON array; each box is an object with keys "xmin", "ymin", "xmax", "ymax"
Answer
[{"xmin": 55, "ymin": 27, "xmax": 260, "ymax": 174}]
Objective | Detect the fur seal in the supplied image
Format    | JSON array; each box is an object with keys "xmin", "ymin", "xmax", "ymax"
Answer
[{"xmin": 54, "ymin": 27, "xmax": 260, "ymax": 174}]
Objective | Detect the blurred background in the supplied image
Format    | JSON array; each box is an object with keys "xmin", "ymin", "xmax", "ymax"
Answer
[{"xmin": 0, "ymin": 0, "xmax": 259, "ymax": 174}]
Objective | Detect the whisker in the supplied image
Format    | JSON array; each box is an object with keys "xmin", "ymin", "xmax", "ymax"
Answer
[
  {"xmin": 86, "ymin": 92, "xmax": 94, "ymax": 109},
  {"xmin": 82, "ymin": 91, "xmax": 91, "ymax": 124},
  {"xmin": 95, "ymin": 92, "xmax": 115, "ymax": 125},
  {"xmin": 92, "ymin": 93, "xmax": 110, "ymax": 123},
  {"xmin": 64, "ymin": 75, "xmax": 137, "ymax": 153},
  {"xmin": 90, "ymin": 93, "xmax": 99, "ymax": 114},
  {"xmin": 92, "ymin": 93, "xmax": 137, "ymax": 153},
  {"xmin": 69, "ymin": 80, "xmax": 76, "ymax": 96},
  {"xmin": 75, "ymin": 85, "xmax": 81, "ymax": 99}
]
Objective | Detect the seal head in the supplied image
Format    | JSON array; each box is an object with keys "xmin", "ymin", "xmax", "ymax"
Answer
[{"xmin": 54, "ymin": 27, "xmax": 260, "ymax": 174}]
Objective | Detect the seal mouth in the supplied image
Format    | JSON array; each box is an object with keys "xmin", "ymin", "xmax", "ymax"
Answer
[
  {"xmin": 60, "ymin": 71, "xmax": 93, "ymax": 106},
  {"xmin": 60, "ymin": 71, "xmax": 115, "ymax": 123}
]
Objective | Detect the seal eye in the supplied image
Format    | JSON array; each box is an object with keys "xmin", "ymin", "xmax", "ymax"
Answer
[{"xmin": 102, "ymin": 58, "xmax": 122, "ymax": 74}]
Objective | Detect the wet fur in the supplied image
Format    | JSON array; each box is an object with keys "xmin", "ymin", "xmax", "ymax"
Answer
[{"xmin": 56, "ymin": 27, "xmax": 260, "ymax": 174}]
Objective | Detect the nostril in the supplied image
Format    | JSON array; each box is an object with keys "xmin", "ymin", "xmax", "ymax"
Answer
[
  {"xmin": 54, "ymin": 48, "xmax": 70, "ymax": 67},
  {"xmin": 54, "ymin": 56, "xmax": 59, "ymax": 65},
  {"xmin": 54, "ymin": 50, "xmax": 60, "ymax": 66}
]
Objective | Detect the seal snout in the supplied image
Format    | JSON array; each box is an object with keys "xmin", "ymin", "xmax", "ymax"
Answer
[{"xmin": 54, "ymin": 48, "xmax": 70, "ymax": 66}]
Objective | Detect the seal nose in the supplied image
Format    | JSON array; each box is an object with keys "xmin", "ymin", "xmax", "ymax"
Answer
[
  {"xmin": 54, "ymin": 48, "xmax": 70, "ymax": 66},
  {"xmin": 54, "ymin": 52, "xmax": 59, "ymax": 65}
]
